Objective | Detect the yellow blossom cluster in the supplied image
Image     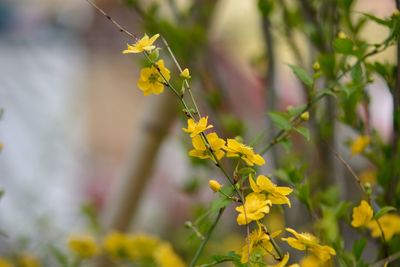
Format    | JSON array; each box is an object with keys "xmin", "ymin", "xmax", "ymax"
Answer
[
  {"xmin": 0, "ymin": 253, "xmax": 41, "ymax": 267},
  {"xmin": 351, "ymin": 200, "xmax": 400, "ymax": 241},
  {"xmin": 122, "ymin": 32, "xmax": 337, "ymax": 267},
  {"xmin": 282, "ymin": 228, "xmax": 336, "ymax": 262},
  {"xmin": 182, "ymin": 116, "xmax": 265, "ymax": 166},
  {"xmin": 66, "ymin": 231, "xmax": 184, "ymax": 266}
]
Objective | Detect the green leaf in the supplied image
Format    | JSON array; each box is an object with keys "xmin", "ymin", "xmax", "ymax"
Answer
[
  {"xmin": 352, "ymin": 238, "xmax": 367, "ymax": 260},
  {"xmin": 362, "ymin": 13, "xmax": 391, "ymax": 26},
  {"xmin": 288, "ymin": 64, "xmax": 313, "ymax": 87},
  {"xmin": 374, "ymin": 206, "xmax": 397, "ymax": 220},
  {"xmin": 210, "ymin": 186, "xmax": 234, "ymax": 213},
  {"xmin": 296, "ymin": 182, "xmax": 311, "ymax": 207},
  {"xmin": 267, "ymin": 112, "xmax": 291, "ymax": 130},
  {"xmin": 237, "ymin": 167, "xmax": 256, "ymax": 175},
  {"xmin": 206, "ymin": 251, "xmax": 246, "ymax": 267},
  {"xmin": 334, "ymin": 38, "xmax": 354, "ymax": 54},
  {"xmin": 49, "ymin": 245, "xmax": 69, "ymax": 267},
  {"xmin": 280, "ymin": 138, "xmax": 293, "ymax": 151},
  {"xmin": 294, "ymin": 126, "xmax": 310, "ymax": 141},
  {"xmin": 286, "ymin": 104, "xmax": 307, "ymax": 118},
  {"xmin": 351, "ymin": 63, "xmax": 363, "ymax": 83}
]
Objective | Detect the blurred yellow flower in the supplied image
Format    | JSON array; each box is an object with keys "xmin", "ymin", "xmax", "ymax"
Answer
[
  {"xmin": 103, "ymin": 231, "xmax": 134, "ymax": 260},
  {"xmin": 225, "ymin": 139, "xmax": 265, "ymax": 166},
  {"xmin": 67, "ymin": 234, "xmax": 98, "ymax": 259},
  {"xmin": 123, "ymin": 33, "xmax": 160, "ymax": 54},
  {"xmin": 209, "ymin": 179, "xmax": 222, "ymax": 192},
  {"xmin": 249, "ymin": 174, "xmax": 293, "ymax": 207},
  {"xmin": 300, "ymin": 255, "xmax": 324, "ymax": 267},
  {"xmin": 183, "ymin": 116, "xmax": 213, "ymax": 138},
  {"xmin": 0, "ymin": 257, "xmax": 12, "ymax": 267},
  {"xmin": 130, "ymin": 234, "xmax": 160, "ymax": 259},
  {"xmin": 154, "ymin": 243, "xmax": 185, "ymax": 267},
  {"xmin": 367, "ymin": 214, "xmax": 400, "ymax": 241},
  {"xmin": 351, "ymin": 200, "xmax": 373, "ymax": 228},
  {"xmin": 359, "ymin": 169, "xmax": 377, "ymax": 186},
  {"xmin": 180, "ymin": 68, "xmax": 191, "ymax": 79},
  {"xmin": 350, "ymin": 135, "xmax": 370, "ymax": 155},
  {"xmin": 236, "ymin": 193, "xmax": 272, "ymax": 225},
  {"xmin": 137, "ymin": 60, "xmax": 170, "ymax": 96},
  {"xmin": 282, "ymin": 228, "xmax": 335, "ymax": 262},
  {"xmin": 18, "ymin": 253, "xmax": 40, "ymax": 267},
  {"xmin": 189, "ymin": 132, "xmax": 225, "ymax": 161}
]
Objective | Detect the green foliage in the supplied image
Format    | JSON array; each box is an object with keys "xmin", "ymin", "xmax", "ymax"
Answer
[
  {"xmin": 373, "ymin": 206, "xmax": 397, "ymax": 220},
  {"xmin": 288, "ymin": 64, "xmax": 314, "ymax": 88}
]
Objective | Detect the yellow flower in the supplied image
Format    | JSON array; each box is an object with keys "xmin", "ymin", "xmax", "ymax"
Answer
[
  {"xmin": 67, "ymin": 234, "xmax": 98, "ymax": 259},
  {"xmin": 225, "ymin": 139, "xmax": 265, "ymax": 166},
  {"xmin": 269, "ymin": 253, "xmax": 290, "ymax": 267},
  {"xmin": 209, "ymin": 179, "xmax": 222, "ymax": 192},
  {"xmin": 103, "ymin": 231, "xmax": 134, "ymax": 260},
  {"xmin": 367, "ymin": 214, "xmax": 400, "ymax": 241},
  {"xmin": 189, "ymin": 132, "xmax": 225, "ymax": 161},
  {"xmin": 350, "ymin": 135, "xmax": 370, "ymax": 155},
  {"xmin": 240, "ymin": 226, "xmax": 271, "ymax": 263},
  {"xmin": 282, "ymin": 228, "xmax": 335, "ymax": 262},
  {"xmin": 351, "ymin": 200, "xmax": 373, "ymax": 228},
  {"xmin": 154, "ymin": 242, "xmax": 185, "ymax": 267},
  {"xmin": 130, "ymin": 234, "xmax": 160, "ymax": 259},
  {"xmin": 0, "ymin": 257, "xmax": 13, "ymax": 267},
  {"xmin": 18, "ymin": 253, "xmax": 40, "ymax": 267},
  {"xmin": 236, "ymin": 193, "xmax": 272, "ymax": 225},
  {"xmin": 250, "ymin": 174, "xmax": 293, "ymax": 207},
  {"xmin": 180, "ymin": 68, "xmax": 191, "ymax": 79},
  {"xmin": 123, "ymin": 33, "xmax": 160, "ymax": 54},
  {"xmin": 359, "ymin": 169, "xmax": 377, "ymax": 186},
  {"xmin": 137, "ymin": 59, "xmax": 170, "ymax": 96},
  {"xmin": 182, "ymin": 116, "xmax": 213, "ymax": 138},
  {"xmin": 300, "ymin": 255, "xmax": 323, "ymax": 267}
]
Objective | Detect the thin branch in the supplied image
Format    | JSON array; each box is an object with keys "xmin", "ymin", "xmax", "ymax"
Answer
[
  {"xmin": 189, "ymin": 208, "xmax": 225, "ymax": 267},
  {"xmin": 371, "ymin": 251, "xmax": 400, "ymax": 267},
  {"xmin": 85, "ymin": 0, "xmax": 138, "ymax": 40}
]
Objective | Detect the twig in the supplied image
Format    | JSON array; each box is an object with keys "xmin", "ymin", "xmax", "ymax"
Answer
[
  {"xmin": 371, "ymin": 251, "xmax": 400, "ymax": 267},
  {"xmin": 85, "ymin": 0, "xmax": 138, "ymax": 41},
  {"xmin": 189, "ymin": 208, "xmax": 225, "ymax": 267}
]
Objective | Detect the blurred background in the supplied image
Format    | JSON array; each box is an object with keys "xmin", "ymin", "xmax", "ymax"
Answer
[{"xmin": 0, "ymin": 0, "xmax": 396, "ymax": 264}]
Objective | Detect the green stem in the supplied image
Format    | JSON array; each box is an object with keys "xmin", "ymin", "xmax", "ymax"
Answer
[{"xmin": 189, "ymin": 208, "xmax": 225, "ymax": 267}]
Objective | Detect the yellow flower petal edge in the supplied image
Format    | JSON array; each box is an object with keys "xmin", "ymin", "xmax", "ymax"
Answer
[
  {"xmin": 182, "ymin": 116, "xmax": 214, "ymax": 138},
  {"xmin": 282, "ymin": 228, "xmax": 335, "ymax": 262},
  {"xmin": 123, "ymin": 33, "xmax": 160, "ymax": 54}
]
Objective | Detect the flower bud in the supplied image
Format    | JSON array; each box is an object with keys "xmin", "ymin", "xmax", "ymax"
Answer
[
  {"xmin": 338, "ymin": 31, "xmax": 347, "ymax": 39},
  {"xmin": 312, "ymin": 61, "xmax": 320, "ymax": 71},
  {"xmin": 180, "ymin": 68, "xmax": 191, "ymax": 79},
  {"xmin": 300, "ymin": 112, "xmax": 309, "ymax": 121},
  {"xmin": 209, "ymin": 179, "xmax": 221, "ymax": 192}
]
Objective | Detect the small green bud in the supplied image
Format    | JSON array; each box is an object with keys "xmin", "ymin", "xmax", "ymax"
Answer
[
  {"xmin": 148, "ymin": 49, "xmax": 159, "ymax": 61},
  {"xmin": 312, "ymin": 62, "xmax": 320, "ymax": 71},
  {"xmin": 300, "ymin": 112, "xmax": 309, "ymax": 121},
  {"xmin": 338, "ymin": 31, "xmax": 347, "ymax": 39}
]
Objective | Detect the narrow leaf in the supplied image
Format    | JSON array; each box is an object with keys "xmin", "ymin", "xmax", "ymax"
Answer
[
  {"xmin": 374, "ymin": 206, "xmax": 397, "ymax": 220},
  {"xmin": 288, "ymin": 64, "xmax": 313, "ymax": 87},
  {"xmin": 268, "ymin": 112, "xmax": 291, "ymax": 130}
]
